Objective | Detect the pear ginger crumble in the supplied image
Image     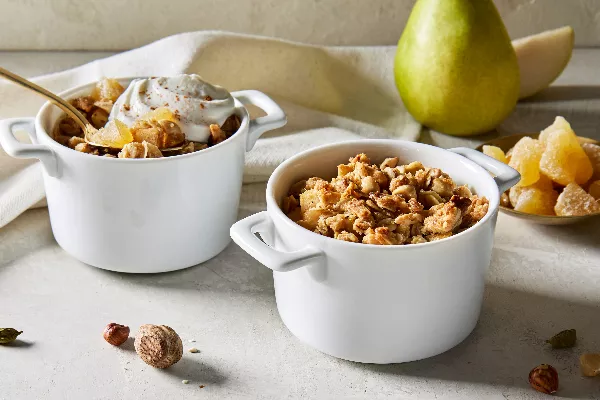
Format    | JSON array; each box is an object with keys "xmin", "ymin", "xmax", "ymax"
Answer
[{"xmin": 53, "ymin": 78, "xmax": 240, "ymax": 159}]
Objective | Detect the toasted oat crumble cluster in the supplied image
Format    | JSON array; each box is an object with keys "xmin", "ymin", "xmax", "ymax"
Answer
[
  {"xmin": 53, "ymin": 78, "xmax": 240, "ymax": 158},
  {"xmin": 283, "ymin": 154, "xmax": 490, "ymax": 245}
]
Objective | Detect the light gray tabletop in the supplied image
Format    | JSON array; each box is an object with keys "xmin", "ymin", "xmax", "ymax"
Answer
[{"xmin": 1, "ymin": 50, "xmax": 599, "ymax": 400}]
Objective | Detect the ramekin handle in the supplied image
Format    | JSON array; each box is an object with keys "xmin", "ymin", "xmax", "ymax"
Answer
[
  {"xmin": 449, "ymin": 147, "xmax": 520, "ymax": 192},
  {"xmin": 0, "ymin": 117, "xmax": 59, "ymax": 177},
  {"xmin": 230, "ymin": 211, "xmax": 324, "ymax": 272},
  {"xmin": 231, "ymin": 90, "xmax": 287, "ymax": 151}
]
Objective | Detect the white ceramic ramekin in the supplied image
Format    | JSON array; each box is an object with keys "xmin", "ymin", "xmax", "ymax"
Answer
[
  {"xmin": 0, "ymin": 78, "xmax": 286, "ymax": 273},
  {"xmin": 231, "ymin": 140, "xmax": 519, "ymax": 364}
]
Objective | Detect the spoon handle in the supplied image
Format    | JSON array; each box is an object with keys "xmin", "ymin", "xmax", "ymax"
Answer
[{"xmin": 0, "ymin": 66, "xmax": 89, "ymax": 130}]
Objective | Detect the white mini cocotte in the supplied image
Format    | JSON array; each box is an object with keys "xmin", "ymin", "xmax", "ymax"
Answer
[
  {"xmin": 0, "ymin": 78, "xmax": 286, "ymax": 273},
  {"xmin": 231, "ymin": 140, "xmax": 520, "ymax": 363}
]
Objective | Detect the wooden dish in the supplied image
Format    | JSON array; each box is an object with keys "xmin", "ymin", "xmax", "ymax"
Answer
[{"xmin": 476, "ymin": 133, "xmax": 600, "ymax": 225}]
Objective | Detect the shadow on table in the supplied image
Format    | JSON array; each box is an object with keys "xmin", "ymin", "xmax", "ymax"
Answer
[
  {"xmin": 502, "ymin": 88, "xmax": 600, "ymax": 141},
  {"xmin": 522, "ymin": 86, "xmax": 600, "ymax": 103},
  {"xmin": 344, "ymin": 285, "xmax": 600, "ymax": 399},
  {"xmin": 163, "ymin": 356, "xmax": 227, "ymax": 387},
  {"xmin": 0, "ymin": 208, "xmax": 54, "ymax": 268},
  {"xmin": 527, "ymin": 216, "xmax": 600, "ymax": 248},
  {"xmin": 118, "ymin": 337, "xmax": 136, "ymax": 352},
  {"xmin": 2, "ymin": 339, "xmax": 35, "ymax": 348},
  {"xmin": 95, "ymin": 207, "xmax": 275, "ymax": 293},
  {"xmin": 101, "ymin": 240, "xmax": 275, "ymax": 295},
  {"xmin": 107, "ymin": 336, "xmax": 227, "ymax": 387}
]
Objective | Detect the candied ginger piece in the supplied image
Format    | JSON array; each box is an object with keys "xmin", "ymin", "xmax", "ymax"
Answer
[
  {"xmin": 508, "ymin": 137, "xmax": 544, "ymax": 186},
  {"xmin": 555, "ymin": 183, "xmax": 600, "ymax": 216},
  {"xmin": 85, "ymin": 120, "xmax": 133, "ymax": 149},
  {"xmin": 508, "ymin": 186, "xmax": 522, "ymax": 208},
  {"xmin": 582, "ymin": 143, "xmax": 600, "ymax": 180},
  {"xmin": 589, "ymin": 180, "xmax": 600, "ymax": 200},
  {"xmin": 482, "ymin": 145, "xmax": 507, "ymax": 164},
  {"xmin": 508, "ymin": 174, "xmax": 553, "ymax": 208},
  {"xmin": 513, "ymin": 187, "xmax": 558, "ymax": 215},
  {"xmin": 535, "ymin": 173, "xmax": 554, "ymax": 190},
  {"xmin": 574, "ymin": 154, "xmax": 594, "ymax": 185},
  {"xmin": 505, "ymin": 147, "xmax": 513, "ymax": 164},
  {"xmin": 91, "ymin": 78, "xmax": 125, "ymax": 102},
  {"xmin": 539, "ymin": 123, "xmax": 593, "ymax": 185},
  {"xmin": 140, "ymin": 107, "xmax": 180, "ymax": 123},
  {"xmin": 539, "ymin": 116, "xmax": 571, "ymax": 144}
]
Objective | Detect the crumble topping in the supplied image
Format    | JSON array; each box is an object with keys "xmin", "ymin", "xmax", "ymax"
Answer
[{"xmin": 283, "ymin": 153, "xmax": 490, "ymax": 245}]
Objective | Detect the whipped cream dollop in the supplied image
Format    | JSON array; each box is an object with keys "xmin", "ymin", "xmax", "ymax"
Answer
[{"xmin": 110, "ymin": 74, "xmax": 236, "ymax": 142}]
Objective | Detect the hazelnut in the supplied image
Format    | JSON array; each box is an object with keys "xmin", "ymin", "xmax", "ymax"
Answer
[
  {"xmin": 529, "ymin": 364, "xmax": 559, "ymax": 395},
  {"xmin": 134, "ymin": 324, "xmax": 183, "ymax": 369},
  {"xmin": 103, "ymin": 323, "xmax": 130, "ymax": 346}
]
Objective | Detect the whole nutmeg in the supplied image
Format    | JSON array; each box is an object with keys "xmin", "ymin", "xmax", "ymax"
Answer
[
  {"xmin": 529, "ymin": 364, "xmax": 559, "ymax": 395},
  {"xmin": 134, "ymin": 324, "xmax": 183, "ymax": 369},
  {"xmin": 103, "ymin": 323, "xmax": 130, "ymax": 346}
]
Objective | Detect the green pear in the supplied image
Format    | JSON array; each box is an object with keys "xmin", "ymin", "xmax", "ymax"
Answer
[{"xmin": 394, "ymin": 0, "xmax": 520, "ymax": 136}]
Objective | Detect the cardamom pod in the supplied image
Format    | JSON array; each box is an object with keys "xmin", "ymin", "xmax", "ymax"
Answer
[
  {"xmin": 546, "ymin": 329, "xmax": 576, "ymax": 349},
  {"xmin": 0, "ymin": 328, "xmax": 23, "ymax": 344}
]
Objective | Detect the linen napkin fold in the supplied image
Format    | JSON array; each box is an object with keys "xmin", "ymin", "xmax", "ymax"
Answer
[{"xmin": 0, "ymin": 30, "xmax": 420, "ymax": 228}]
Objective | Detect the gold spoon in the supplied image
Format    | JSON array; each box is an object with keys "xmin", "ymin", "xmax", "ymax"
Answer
[{"xmin": 0, "ymin": 66, "xmax": 90, "ymax": 131}]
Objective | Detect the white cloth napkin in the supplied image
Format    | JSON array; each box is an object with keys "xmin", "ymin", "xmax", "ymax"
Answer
[{"xmin": 0, "ymin": 31, "xmax": 420, "ymax": 228}]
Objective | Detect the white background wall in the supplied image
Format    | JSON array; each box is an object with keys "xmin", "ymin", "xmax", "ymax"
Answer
[{"xmin": 1, "ymin": 0, "xmax": 600, "ymax": 50}]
